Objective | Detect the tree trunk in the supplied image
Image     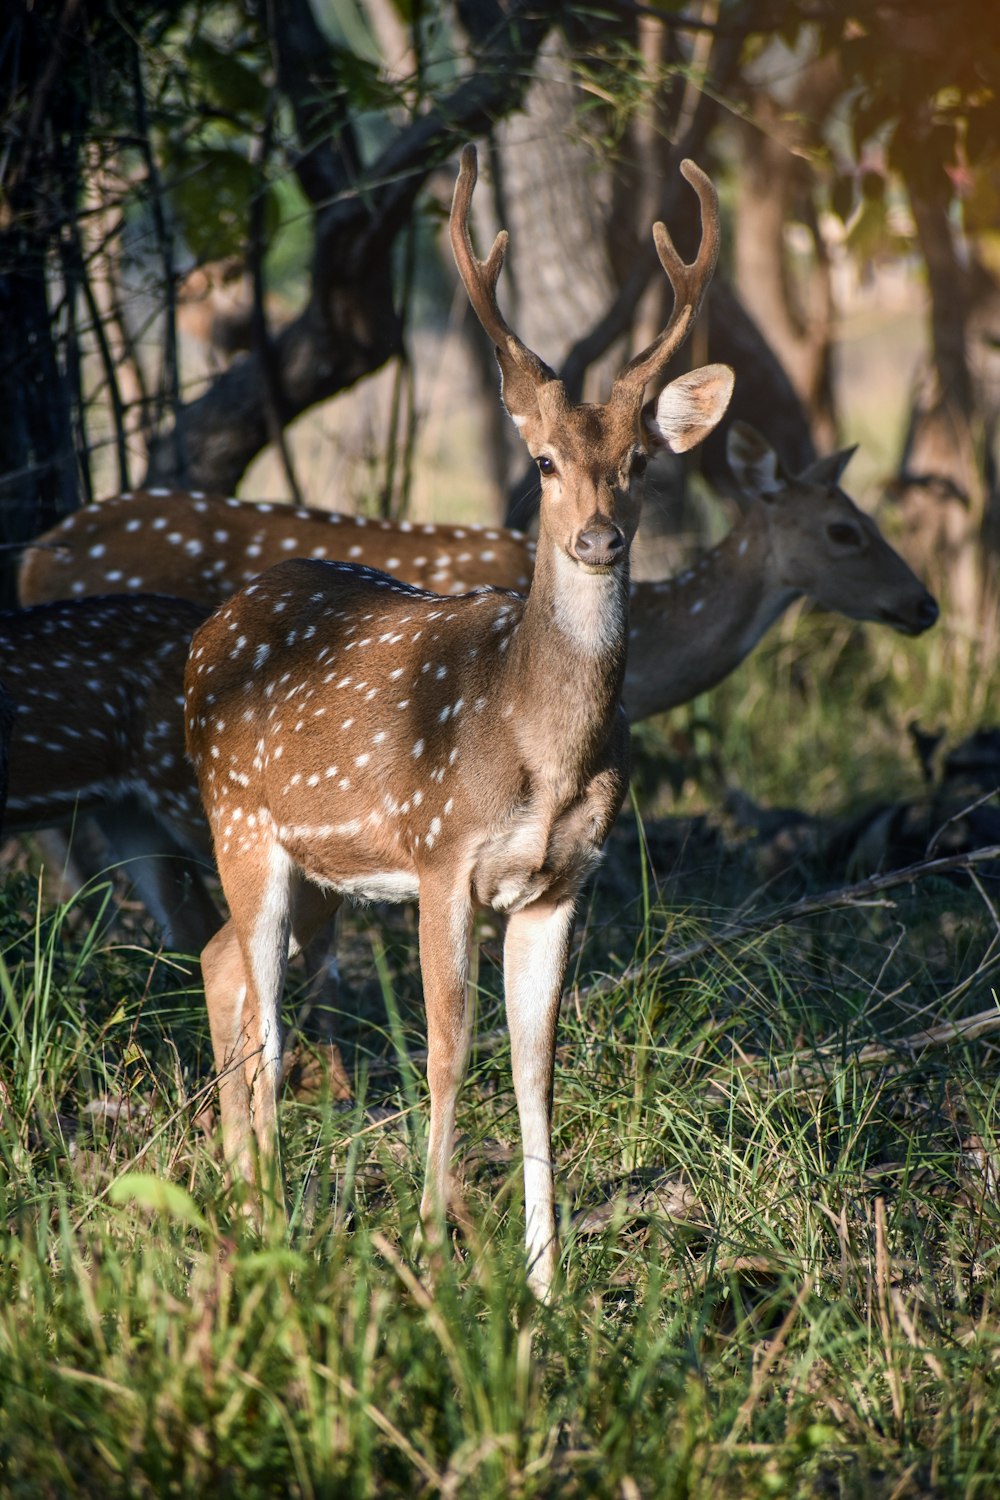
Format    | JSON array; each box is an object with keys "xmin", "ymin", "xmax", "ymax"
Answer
[
  {"xmin": 731, "ymin": 51, "xmax": 843, "ymax": 451},
  {"xmin": 886, "ymin": 161, "xmax": 999, "ymax": 623}
]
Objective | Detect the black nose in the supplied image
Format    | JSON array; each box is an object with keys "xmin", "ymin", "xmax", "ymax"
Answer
[
  {"xmin": 917, "ymin": 595, "xmax": 939, "ymax": 630},
  {"xmin": 574, "ymin": 525, "xmax": 626, "ymax": 568}
]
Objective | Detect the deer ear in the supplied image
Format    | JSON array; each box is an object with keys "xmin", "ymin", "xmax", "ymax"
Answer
[
  {"xmin": 494, "ymin": 350, "xmax": 557, "ymax": 431},
  {"xmin": 645, "ymin": 364, "xmax": 734, "ymax": 453},
  {"xmin": 727, "ymin": 421, "xmax": 783, "ymax": 498},
  {"xmin": 799, "ymin": 445, "xmax": 858, "ymax": 488},
  {"xmin": 497, "ymin": 362, "xmax": 540, "ymax": 429}
]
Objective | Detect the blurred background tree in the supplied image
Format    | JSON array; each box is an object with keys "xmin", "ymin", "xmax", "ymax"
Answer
[{"xmin": 1, "ymin": 0, "xmax": 998, "ymax": 619}]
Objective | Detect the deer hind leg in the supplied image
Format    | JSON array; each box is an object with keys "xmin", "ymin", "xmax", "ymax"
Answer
[
  {"xmin": 95, "ymin": 797, "xmax": 222, "ymax": 956},
  {"xmin": 280, "ymin": 879, "xmax": 347, "ymax": 1096},
  {"xmin": 503, "ymin": 898, "xmax": 576, "ymax": 1301},
  {"xmin": 416, "ymin": 881, "xmax": 474, "ymax": 1244},
  {"xmin": 288, "ymin": 878, "xmax": 344, "ymax": 1047},
  {"xmin": 202, "ymin": 837, "xmax": 294, "ymax": 1193}
]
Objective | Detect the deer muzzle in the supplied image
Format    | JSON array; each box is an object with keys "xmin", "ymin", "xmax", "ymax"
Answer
[
  {"xmin": 880, "ymin": 589, "xmax": 939, "ymax": 636},
  {"xmin": 572, "ymin": 523, "xmax": 626, "ymax": 572}
]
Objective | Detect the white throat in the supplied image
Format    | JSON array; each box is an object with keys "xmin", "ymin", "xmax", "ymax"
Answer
[{"xmin": 550, "ymin": 546, "xmax": 627, "ymax": 655}]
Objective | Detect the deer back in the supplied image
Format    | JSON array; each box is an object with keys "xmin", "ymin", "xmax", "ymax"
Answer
[
  {"xmin": 0, "ymin": 594, "xmax": 210, "ymax": 850},
  {"xmin": 19, "ymin": 491, "xmax": 536, "ymax": 610}
]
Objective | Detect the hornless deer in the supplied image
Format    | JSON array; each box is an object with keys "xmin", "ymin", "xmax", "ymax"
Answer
[
  {"xmin": 622, "ymin": 420, "xmax": 938, "ymax": 716},
  {"xmin": 20, "ymin": 428, "xmax": 937, "ymax": 693},
  {"xmin": 0, "ymin": 678, "xmax": 14, "ymax": 838},
  {"xmin": 0, "ymin": 595, "xmax": 220, "ymax": 953},
  {"xmin": 184, "ymin": 146, "xmax": 733, "ymax": 1296},
  {"xmin": 19, "ymin": 435, "xmax": 937, "ymax": 711},
  {"xmin": 20, "ymin": 494, "xmax": 535, "ymax": 605}
]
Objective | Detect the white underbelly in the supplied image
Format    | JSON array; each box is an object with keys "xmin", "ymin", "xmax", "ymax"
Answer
[{"xmin": 332, "ymin": 870, "xmax": 421, "ymax": 904}]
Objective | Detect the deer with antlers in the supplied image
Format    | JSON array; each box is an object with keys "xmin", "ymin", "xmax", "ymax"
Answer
[{"xmin": 183, "ymin": 145, "xmax": 732, "ymax": 1295}]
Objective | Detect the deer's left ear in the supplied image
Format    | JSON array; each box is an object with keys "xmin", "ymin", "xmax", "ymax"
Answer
[
  {"xmin": 799, "ymin": 445, "xmax": 858, "ymax": 488},
  {"xmin": 644, "ymin": 364, "xmax": 734, "ymax": 453}
]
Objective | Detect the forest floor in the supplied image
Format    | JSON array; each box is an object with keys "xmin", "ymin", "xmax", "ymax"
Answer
[{"xmin": 2, "ymin": 594, "xmax": 999, "ymax": 1497}]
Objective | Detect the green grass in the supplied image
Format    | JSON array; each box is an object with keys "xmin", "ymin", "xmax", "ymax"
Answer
[{"xmin": 2, "ymin": 614, "xmax": 1000, "ymax": 1497}]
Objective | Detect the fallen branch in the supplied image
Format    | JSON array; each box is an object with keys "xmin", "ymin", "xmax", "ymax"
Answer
[{"xmin": 579, "ymin": 843, "xmax": 1000, "ymax": 1001}]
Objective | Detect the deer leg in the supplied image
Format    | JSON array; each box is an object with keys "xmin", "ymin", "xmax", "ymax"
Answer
[
  {"xmin": 201, "ymin": 918, "xmax": 255, "ymax": 1185},
  {"xmin": 503, "ymin": 898, "xmax": 576, "ymax": 1301},
  {"xmin": 416, "ymin": 883, "xmax": 474, "ymax": 1243},
  {"xmin": 203, "ymin": 838, "xmax": 294, "ymax": 1193},
  {"xmin": 288, "ymin": 880, "xmax": 344, "ymax": 1046},
  {"xmin": 95, "ymin": 798, "xmax": 222, "ymax": 956}
]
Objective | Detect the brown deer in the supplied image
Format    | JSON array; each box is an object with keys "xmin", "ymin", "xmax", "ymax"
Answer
[
  {"xmin": 184, "ymin": 145, "xmax": 733, "ymax": 1296},
  {"xmin": 0, "ymin": 678, "xmax": 14, "ymax": 839},
  {"xmin": 622, "ymin": 420, "xmax": 938, "ymax": 717},
  {"xmin": 20, "ymin": 492, "xmax": 535, "ymax": 606},
  {"xmin": 0, "ymin": 595, "xmax": 220, "ymax": 953}
]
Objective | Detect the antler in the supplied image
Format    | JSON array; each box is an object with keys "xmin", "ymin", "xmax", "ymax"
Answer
[
  {"xmin": 449, "ymin": 144, "xmax": 555, "ymax": 391},
  {"xmin": 614, "ymin": 159, "xmax": 721, "ymax": 396}
]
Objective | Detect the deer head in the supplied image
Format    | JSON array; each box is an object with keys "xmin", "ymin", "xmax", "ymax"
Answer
[
  {"xmin": 450, "ymin": 145, "xmax": 733, "ymax": 583},
  {"xmin": 726, "ymin": 421, "xmax": 939, "ymax": 636}
]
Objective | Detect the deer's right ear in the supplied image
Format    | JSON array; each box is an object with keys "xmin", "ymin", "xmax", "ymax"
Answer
[
  {"xmin": 727, "ymin": 421, "xmax": 783, "ymax": 498},
  {"xmin": 645, "ymin": 364, "xmax": 734, "ymax": 453}
]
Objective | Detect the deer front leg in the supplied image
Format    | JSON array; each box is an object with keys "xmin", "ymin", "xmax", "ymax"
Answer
[
  {"xmin": 416, "ymin": 881, "xmax": 474, "ymax": 1247},
  {"xmin": 503, "ymin": 898, "xmax": 576, "ymax": 1301}
]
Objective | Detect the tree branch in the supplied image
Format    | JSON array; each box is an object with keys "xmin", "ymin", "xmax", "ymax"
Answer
[{"xmin": 143, "ymin": 0, "xmax": 561, "ymax": 491}]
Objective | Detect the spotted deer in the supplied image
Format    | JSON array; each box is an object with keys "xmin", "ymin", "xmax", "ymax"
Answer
[
  {"xmin": 0, "ymin": 678, "xmax": 14, "ymax": 839},
  {"xmin": 622, "ymin": 420, "xmax": 938, "ymax": 717},
  {"xmin": 19, "ymin": 493, "xmax": 535, "ymax": 606},
  {"xmin": 0, "ymin": 595, "xmax": 220, "ymax": 952},
  {"xmin": 184, "ymin": 145, "xmax": 733, "ymax": 1296}
]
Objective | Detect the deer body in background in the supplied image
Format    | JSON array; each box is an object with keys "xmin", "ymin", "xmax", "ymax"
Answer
[
  {"xmin": 0, "ymin": 678, "xmax": 14, "ymax": 839},
  {"xmin": 0, "ymin": 595, "xmax": 219, "ymax": 953},
  {"xmin": 20, "ymin": 494, "xmax": 535, "ymax": 607},
  {"xmin": 184, "ymin": 146, "xmax": 732, "ymax": 1295}
]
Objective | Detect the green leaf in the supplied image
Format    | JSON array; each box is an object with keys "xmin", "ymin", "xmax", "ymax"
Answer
[
  {"xmin": 186, "ymin": 35, "xmax": 268, "ymax": 117},
  {"xmin": 168, "ymin": 145, "xmax": 271, "ymax": 261},
  {"xmin": 237, "ymin": 1248, "xmax": 308, "ymax": 1277},
  {"xmin": 109, "ymin": 1172, "xmax": 209, "ymax": 1230}
]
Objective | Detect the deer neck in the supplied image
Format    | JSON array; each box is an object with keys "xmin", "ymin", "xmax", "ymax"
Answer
[
  {"xmin": 505, "ymin": 528, "xmax": 630, "ymax": 768},
  {"xmin": 623, "ymin": 512, "xmax": 799, "ymax": 720}
]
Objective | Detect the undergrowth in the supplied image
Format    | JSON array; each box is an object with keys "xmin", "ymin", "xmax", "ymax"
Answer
[{"xmin": 1, "ymin": 614, "xmax": 1000, "ymax": 1497}]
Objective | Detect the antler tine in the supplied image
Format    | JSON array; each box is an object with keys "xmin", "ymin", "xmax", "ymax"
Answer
[
  {"xmin": 449, "ymin": 144, "xmax": 554, "ymax": 387},
  {"xmin": 615, "ymin": 158, "xmax": 721, "ymax": 395}
]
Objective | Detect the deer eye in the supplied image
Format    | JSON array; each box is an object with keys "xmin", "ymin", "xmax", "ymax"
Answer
[
  {"xmin": 536, "ymin": 455, "xmax": 557, "ymax": 477},
  {"xmin": 630, "ymin": 450, "xmax": 648, "ymax": 479},
  {"xmin": 827, "ymin": 521, "xmax": 862, "ymax": 547}
]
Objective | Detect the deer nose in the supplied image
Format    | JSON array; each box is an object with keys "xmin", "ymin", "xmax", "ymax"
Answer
[
  {"xmin": 917, "ymin": 594, "xmax": 939, "ymax": 631},
  {"xmin": 573, "ymin": 524, "xmax": 626, "ymax": 568}
]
